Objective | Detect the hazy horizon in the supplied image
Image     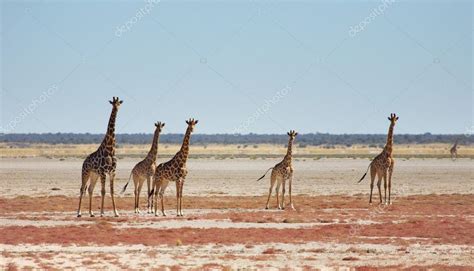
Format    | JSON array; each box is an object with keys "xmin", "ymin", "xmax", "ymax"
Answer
[
  {"xmin": 1, "ymin": 1, "xmax": 472, "ymax": 135},
  {"xmin": 0, "ymin": 131, "xmax": 469, "ymax": 136}
]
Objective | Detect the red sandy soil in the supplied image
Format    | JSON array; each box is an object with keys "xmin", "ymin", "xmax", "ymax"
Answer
[
  {"xmin": 354, "ymin": 266, "xmax": 473, "ymax": 271},
  {"xmin": 1, "ymin": 194, "xmax": 472, "ymax": 214},
  {"xmin": 0, "ymin": 194, "xmax": 473, "ymax": 247}
]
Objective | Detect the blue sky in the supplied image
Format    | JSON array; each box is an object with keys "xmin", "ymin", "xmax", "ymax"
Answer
[{"xmin": 1, "ymin": 0, "xmax": 472, "ymax": 134}]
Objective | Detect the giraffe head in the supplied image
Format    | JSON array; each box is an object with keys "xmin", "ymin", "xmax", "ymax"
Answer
[
  {"xmin": 388, "ymin": 113, "xmax": 399, "ymax": 124},
  {"xmin": 287, "ymin": 130, "xmax": 298, "ymax": 140},
  {"xmin": 109, "ymin": 97, "xmax": 123, "ymax": 109},
  {"xmin": 185, "ymin": 118, "xmax": 199, "ymax": 132},
  {"xmin": 154, "ymin": 121, "xmax": 165, "ymax": 133}
]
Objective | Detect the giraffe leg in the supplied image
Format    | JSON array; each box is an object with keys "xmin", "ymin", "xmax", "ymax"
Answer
[
  {"xmin": 77, "ymin": 170, "xmax": 90, "ymax": 217},
  {"xmin": 383, "ymin": 171, "xmax": 388, "ymax": 205},
  {"xmin": 281, "ymin": 179, "xmax": 286, "ymax": 210},
  {"xmin": 153, "ymin": 180, "xmax": 160, "ymax": 216},
  {"xmin": 388, "ymin": 161, "xmax": 395, "ymax": 205},
  {"xmin": 147, "ymin": 176, "xmax": 152, "ymax": 213},
  {"xmin": 151, "ymin": 174, "xmax": 159, "ymax": 215},
  {"xmin": 133, "ymin": 188, "xmax": 138, "ymax": 213},
  {"xmin": 133, "ymin": 174, "xmax": 139, "ymax": 213},
  {"xmin": 159, "ymin": 189, "xmax": 165, "ymax": 216},
  {"xmin": 289, "ymin": 174, "xmax": 295, "ymax": 210},
  {"xmin": 276, "ymin": 179, "xmax": 282, "ymax": 210},
  {"xmin": 100, "ymin": 175, "xmax": 106, "ymax": 217},
  {"xmin": 109, "ymin": 172, "xmax": 119, "ymax": 217},
  {"xmin": 369, "ymin": 166, "xmax": 376, "ymax": 204},
  {"xmin": 265, "ymin": 174, "xmax": 276, "ymax": 209},
  {"xmin": 136, "ymin": 177, "xmax": 144, "ymax": 214},
  {"xmin": 175, "ymin": 181, "xmax": 180, "ymax": 217},
  {"xmin": 159, "ymin": 179, "xmax": 169, "ymax": 217},
  {"xmin": 179, "ymin": 180, "xmax": 184, "ymax": 216},
  {"xmin": 88, "ymin": 173, "xmax": 99, "ymax": 217},
  {"xmin": 376, "ymin": 173, "xmax": 383, "ymax": 205}
]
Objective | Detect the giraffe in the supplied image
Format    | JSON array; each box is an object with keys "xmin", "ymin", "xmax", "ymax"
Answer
[
  {"xmin": 149, "ymin": 118, "xmax": 198, "ymax": 217},
  {"xmin": 122, "ymin": 122, "xmax": 165, "ymax": 213},
  {"xmin": 450, "ymin": 140, "xmax": 459, "ymax": 161},
  {"xmin": 77, "ymin": 97, "xmax": 123, "ymax": 217},
  {"xmin": 256, "ymin": 130, "xmax": 298, "ymax": 210},
  {"xmin": 358, "ymin": 113, "xmax": 398, "ymax": 205}
]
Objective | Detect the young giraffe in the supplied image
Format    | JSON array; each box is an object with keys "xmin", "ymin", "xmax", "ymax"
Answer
[
  {"xmin": 122, "ymin": 121, "xmax": 165, "ymax": 213},
  {"xmin": 257, "ymin": 130, "xmax": 298, "ymax": 210},
  {"xmin": 77, "ymin": 97, "xmax": 123, "ymax": 217},
  {"xmin": 149, "ymin": 118, "xmax": 198, "ymax": 217},
  {"xmin": 358, "ymin": 113, "xmax": 399, "ymax": 205},
  {"xmin": 450, "ymin": 140, "xmax": 459, "ymax": 161}
]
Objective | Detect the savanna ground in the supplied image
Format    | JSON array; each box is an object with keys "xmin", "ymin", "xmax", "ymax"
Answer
[{"xmin": 0, "ymin": 144, "xmax": 473, "ymax": 269}]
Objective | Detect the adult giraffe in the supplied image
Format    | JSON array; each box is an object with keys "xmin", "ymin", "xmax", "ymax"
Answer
[
  {"xmin": 149, "ymin": 118, "xmax": 198, "ymax": 217},
  {"xmin": 77, "ymin": 97, "xmax": 122, "ymax": 217},
  {"xmin": 358, "ymin": 113, "xmax": 398, "ymax": 205},
  {"xmin": 450, "ymin": 140, "xmax": 459, "ymax": 161},
  {"xmin": 122, "ymin": 122, "xmax": 165, "ymax": 213},
  {"xmin": 257, "ymin": 130, "xmax": 298, "ymax": 210}
]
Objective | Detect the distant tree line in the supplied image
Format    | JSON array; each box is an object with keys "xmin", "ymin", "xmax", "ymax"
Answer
[{"xmin": 0, "ymin": 133, "xmax": 472, "ymax": 146}]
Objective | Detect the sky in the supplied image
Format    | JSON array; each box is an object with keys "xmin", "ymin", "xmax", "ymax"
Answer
[{"xmin": 1, "ymin": 0, "xmax": 472, "ymax": 135}]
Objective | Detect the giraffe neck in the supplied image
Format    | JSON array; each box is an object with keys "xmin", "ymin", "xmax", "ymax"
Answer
[
  {"xmin": 177, "ymin": 126, "xmax": 192, "ymax": 163},
  {"xmin": 284, "ymin": 138, "xmax": 294, "ymax": 162},
  {"xmin": 384, "ymin": 122, "xmax": 395, "ymax": 155},
  {"xmin": 145, "ymin": 129, "xmax": 161, "ymax": 163},
  {"xmin": 100, "ymin": 107, "xmax": 118, "ymax": 154}
]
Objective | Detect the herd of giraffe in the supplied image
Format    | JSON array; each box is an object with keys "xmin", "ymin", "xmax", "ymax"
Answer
[{"xmin": 74, "ymin": 97, "xmax": 454, "ymax": 218}]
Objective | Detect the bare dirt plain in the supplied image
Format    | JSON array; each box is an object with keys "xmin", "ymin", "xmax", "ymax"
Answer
[{"xmin": 1, "ymin": 157, "xmax": 473, "ymax": 270}]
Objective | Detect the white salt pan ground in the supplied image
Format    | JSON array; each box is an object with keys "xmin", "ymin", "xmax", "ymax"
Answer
[{"xmin": 1, "ymin": 158, "xmax": 472, "ymax": 198}]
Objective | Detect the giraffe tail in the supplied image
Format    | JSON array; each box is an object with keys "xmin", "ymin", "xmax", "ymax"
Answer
[
  {"xmin": 256, "ymin": 167, "xmax": 273, "ymax": 182},
  {"xmin": 121, "ymin": 172, "xmax": 133, "ymax": 194},
  {"xmin": 357, "ymin": 164, "xmax": 371, "ymax": 183}
]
